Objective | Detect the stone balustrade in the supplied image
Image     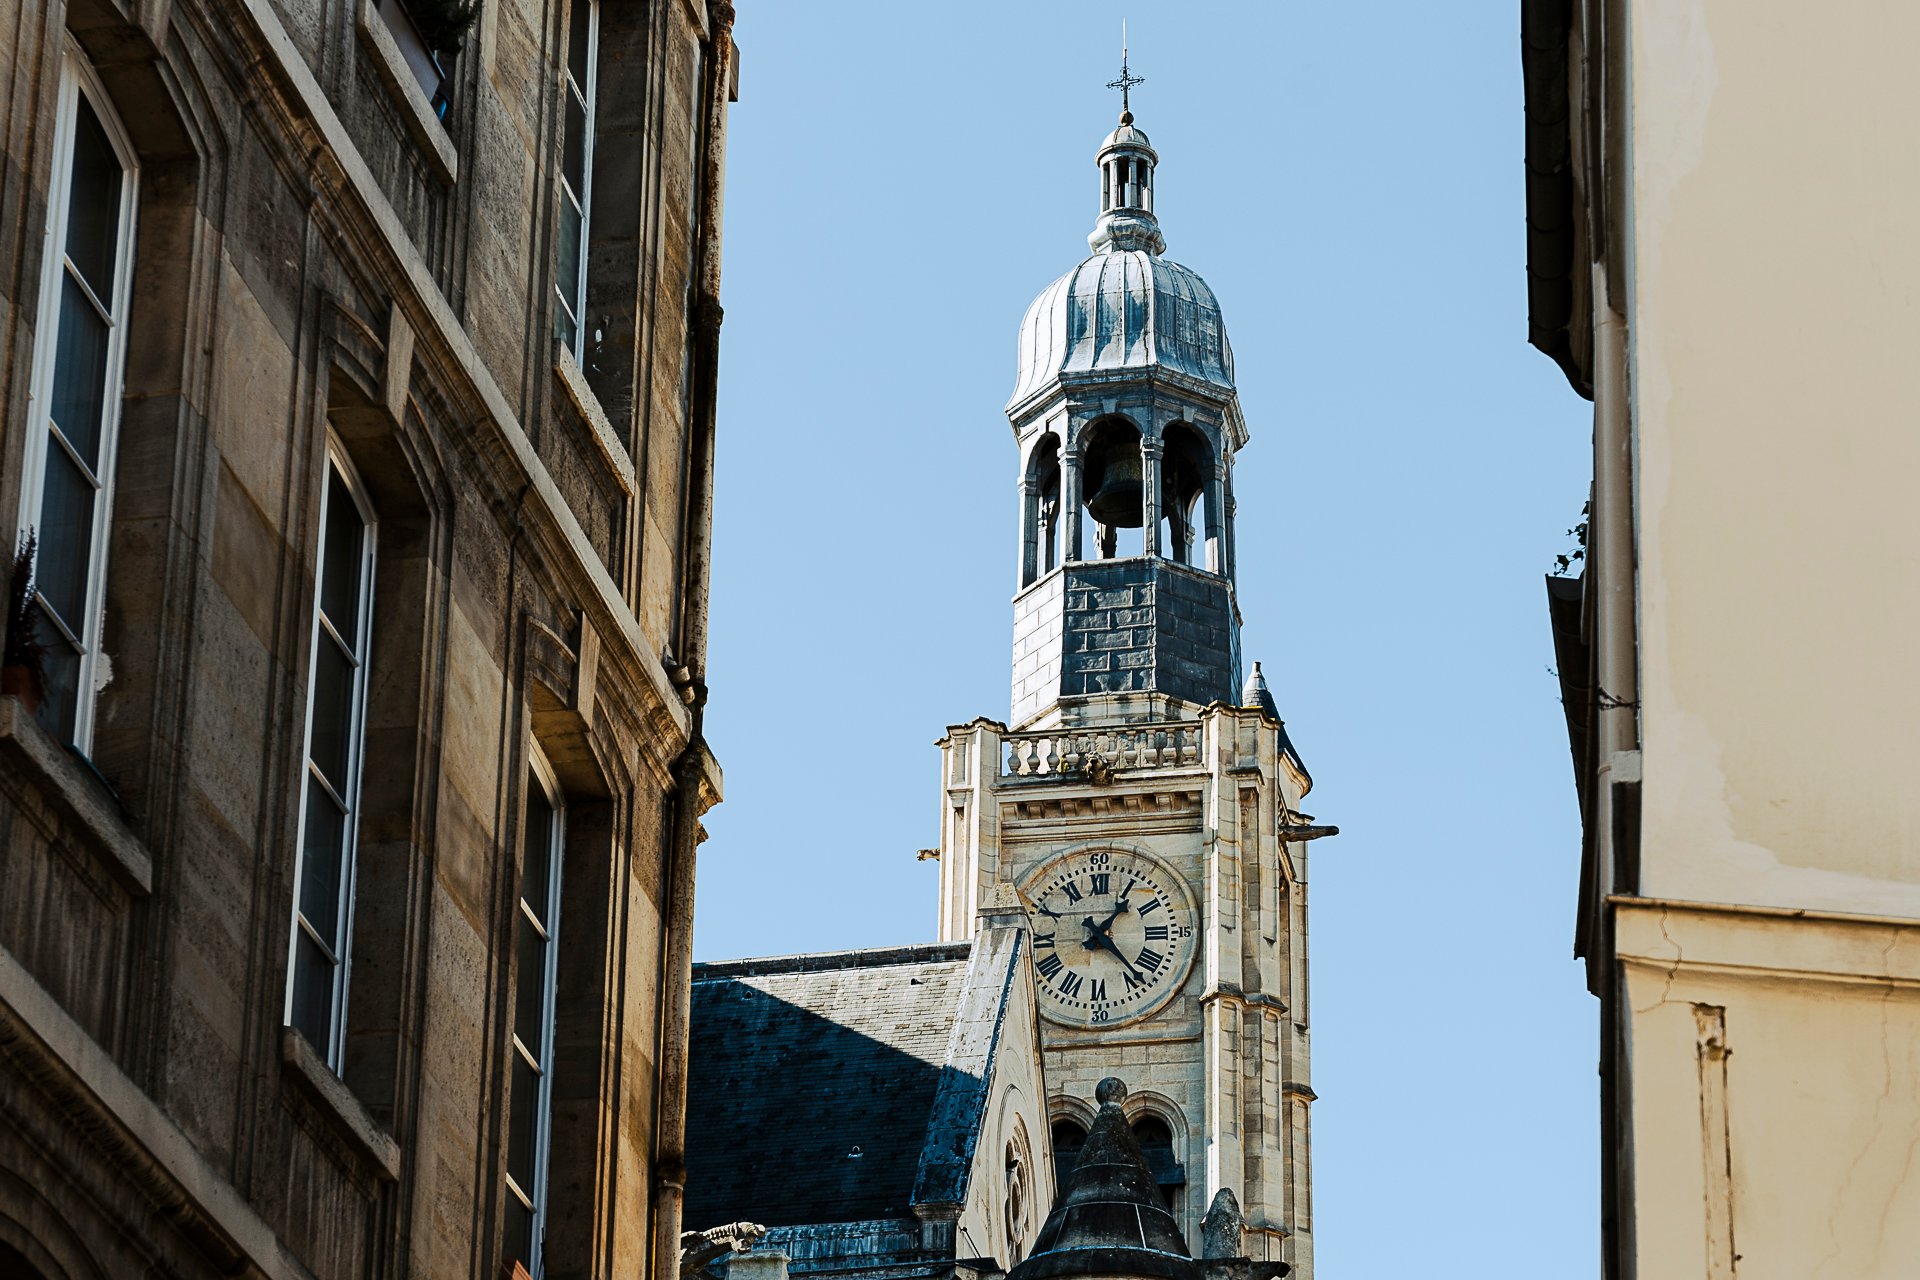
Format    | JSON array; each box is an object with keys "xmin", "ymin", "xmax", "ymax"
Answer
[{"xmin": 1003, "ymin": 723, "xmax": 1202, "ymax": 777}]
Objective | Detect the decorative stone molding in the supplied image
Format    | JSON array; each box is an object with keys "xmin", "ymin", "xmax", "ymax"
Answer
[{"xmin": 0, "ymin": 947, "xmax": 306, "ymax": 1278}]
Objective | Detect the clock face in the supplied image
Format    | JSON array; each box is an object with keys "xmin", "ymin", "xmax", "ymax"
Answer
[{"xmin": 1021, "ymin": 849, "xmax": 1194, "ymax": 1028}]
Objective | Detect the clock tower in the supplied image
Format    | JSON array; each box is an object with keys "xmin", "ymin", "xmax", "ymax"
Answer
[{"xmin": 934, "ymin": 101, "xmax": 1324, "ymax": 1280}]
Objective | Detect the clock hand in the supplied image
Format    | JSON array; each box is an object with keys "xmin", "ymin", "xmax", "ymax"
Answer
[
  {"xmin": 1079, "ymin": 915, "xmax": 1141, "ymax": 970},
  {"xmin": 1086, "ymin": 927, "xmax": 1139, "ymax": 971},
  {"xmin": 1085, "ymin": 892, "xmax": 1134, "ymax": 942}
]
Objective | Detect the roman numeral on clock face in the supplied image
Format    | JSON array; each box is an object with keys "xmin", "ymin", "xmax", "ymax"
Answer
[
  {"xmin": 1036, "ymin": 952, "xmax": 1063, "ymax": 980},
  {"xmin": 1122, "ymin": 968, "xmax": 1144, "ymax": 990},
  {"xmin": 1088, "ymin": 978, "xmax": 1108, "ymax": 1002},
  {"xmin": 1056, "ymin": 970, "xmax": 1085, "ymax": 998},
  {"xmin": 1034, "ymin": 932, "xmax": 1057, "ymax": 949},
  {"xmin": 1136, "ymin": 947, "xmax": 1165, "ymax": 971},
  {"xmin": 1061, "ymin": 880, "xmax": 1084, "ymax": 904},
  {"xmin": 1136, "ymin": 898, "xmax": 1163, "ymax": 917},
  {"xmin": 1143, "ymin": 924, "xmax": 1169, "ymax": 941}
]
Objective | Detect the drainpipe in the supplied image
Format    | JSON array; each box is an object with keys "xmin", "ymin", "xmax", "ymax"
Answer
[
  {"xmin": 652, "ymin": 6, "xmax": 733, "ymax": 1280},
  {"xmin": 1590, "ymin": 260, "xmax": 1638, "ymax": 881}
]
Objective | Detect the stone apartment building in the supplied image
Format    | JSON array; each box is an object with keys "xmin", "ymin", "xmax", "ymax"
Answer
[
  {"xmin": 0, "ymin": 0, "xmax": 736, "ymax": 1275},
  {"xmin": 1524, "ymin": 1, "xmax": 1920, "ymax": 1275}
]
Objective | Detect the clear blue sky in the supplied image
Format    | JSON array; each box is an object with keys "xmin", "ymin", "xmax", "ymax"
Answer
[{"xmin": 695, "ymin": 3, "xmax": 1596, "ymax": 1275}]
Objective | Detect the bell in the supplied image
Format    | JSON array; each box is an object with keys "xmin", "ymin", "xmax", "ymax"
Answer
[{"xmin": 1085, "ymin": 453, "xmax": 1144, "ymax": 527}]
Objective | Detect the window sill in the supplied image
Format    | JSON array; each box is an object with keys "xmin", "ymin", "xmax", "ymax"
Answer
[
  {"xmin": 554, "ymin": 340, "xmax": 638, "ymax": 497},
  {"xmin": 279, "ymin": 1026, "xmax": 402, "ymax": 1182},
  {"xmin": 0, "ymin": 695, "xmax": 151, "ymax": 896},
  {"xmin": 354, "ymin": 0, "xmax": 459, "ymax": 187}
]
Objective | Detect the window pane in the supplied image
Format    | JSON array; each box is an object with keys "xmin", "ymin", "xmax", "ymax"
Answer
[
  {"xmin": 503, "ymin": 1192, "xmax": 534, "ymax": 1269},
  {"xmin": 566, "ymin": 0, "xmax": 593, "ymax": 94},
  {"xmin": 523, "ymin": 784, "xmax": 554, "ymax": 920},
  {"xmin": 563, "ymin": 93, "xmax": 587, "ymax": 205},
  {"xmin": 319, "ymin": 470, "xmax": 364, "ymax": 631},
  {"xmin": 33, "ymin": 602, "xmax": 81, "ymax": 745},
  {"xmin": 308, "ymin": 629, "xmax": 357, "ymax": 791},
  {"xmin": 516, "ymin": 911, "xmax": 547, "ymax": 1049},
  {"xmin": 51, "ymin": 272, "xmax": 111, "ymax": 468},
  {"xmin": 35, "ymin": 444, "xmax": 96, "ymax": 627},
  {"xmin": 290, "ymin": 928, "xmax": 335, "ymax": 1052},
  {"xmin": 63, "ymin": 97, "xmax": 123, "ymax": 299},
  {"xmin": 555, "ymin": 203, "xmax": 583, "ymax": 327},
  {"xmin": 299, "ymin": 783, "xmax": 347, "ymax": 941},
  {"xmin": 507, "ymin": 1048, "xmax": 540, "ymax": 1187}
]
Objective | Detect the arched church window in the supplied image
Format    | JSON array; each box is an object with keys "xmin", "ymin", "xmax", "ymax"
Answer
[
  {"xmin": 1050, "ymin": 1117, "xmax": 1087, "ymax": 1192},
  {"xmin": 1005, "ymin": 1123, "xmax": 1035, "ymax": 1263},
  {"xmin": 1131, "ymin": 1114, "xmax": 1186, "ymax": 1217}
]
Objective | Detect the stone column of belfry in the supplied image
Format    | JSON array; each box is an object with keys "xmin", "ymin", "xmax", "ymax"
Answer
[
  {"xmin": 935, "ymin": 94, "xmax": 1326, "ymax": 1280},
  {"xmin": 1061, "ymin": 442, "xmax": 1084, "ymax": 563},
  {"xmin": 1142, "ymin": 434, "xmax": 1164, "ymax": 556}
]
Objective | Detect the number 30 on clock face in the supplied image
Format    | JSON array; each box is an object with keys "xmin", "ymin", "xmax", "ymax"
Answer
[{"xmin": 1020, "ymin": 849, "xmax": 1194, "ymax": 1028}]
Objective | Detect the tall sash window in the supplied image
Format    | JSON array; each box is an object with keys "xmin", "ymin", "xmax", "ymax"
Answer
[
  {"xmin": 554, "ymin": 0, "xmax": 599, "ymax": 353},
  {"xmin": 17, "ymin": 47, "xmax": 138, "ymax": 750},
  {"xmin": 505, "ymin": 755, "xmax": 565, "ymax": 1274},
  {"xmin": 284, "ymin": 445, "xmax": 378, "ymax": 1068}
]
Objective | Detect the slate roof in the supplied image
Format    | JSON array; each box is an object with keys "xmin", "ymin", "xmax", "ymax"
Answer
[{"xmin": 683, "ymin": 942, "xmax": 974, "ymax": 1232}]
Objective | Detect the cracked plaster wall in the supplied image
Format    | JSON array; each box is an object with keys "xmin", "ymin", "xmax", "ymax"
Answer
[{"xmin": 1616, "ymin": 904, "xmax": 1920, "ymax": 1279}]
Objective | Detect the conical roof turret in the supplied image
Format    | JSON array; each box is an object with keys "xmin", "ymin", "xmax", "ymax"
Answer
[{"xmin": 1008, "ymin": 1079, "xmax": 1200, "ymax": 1280}]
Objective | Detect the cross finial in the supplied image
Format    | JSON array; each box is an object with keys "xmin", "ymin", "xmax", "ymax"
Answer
[{"xmin": 1106, "ymin": 21, "xmax": 1144, "ymax": 121}]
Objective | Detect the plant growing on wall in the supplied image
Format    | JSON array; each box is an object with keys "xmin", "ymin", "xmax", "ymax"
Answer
[
  {"xmin": 3, "ymin": 533, "xmax": 47, "ymax": 710},
  {"xmin": 403, "ymin": 0, "xmax": 480, "ymax": 54},
  {"xmin": 1552, "ymin": 499, "xmax": 1590, "ymax": 576}
]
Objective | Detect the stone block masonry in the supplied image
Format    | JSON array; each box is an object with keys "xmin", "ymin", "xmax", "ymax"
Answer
[{"xmin": 1011, "ymin": 558, "xmax": 1240, "ymax": 725}]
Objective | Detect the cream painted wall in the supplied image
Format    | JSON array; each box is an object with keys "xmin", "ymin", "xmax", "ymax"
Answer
[
  {"xmin": 1628, "ymin": 0, "xmax": 1920, "ymax": 915},
  {"xmin": 1615, "ymin": 902, "xmax": 1920, "ymax": 1280}
]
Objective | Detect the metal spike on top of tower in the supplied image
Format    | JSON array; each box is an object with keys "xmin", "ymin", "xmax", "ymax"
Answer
[{"xmin": 1107, "ymin": 21, "xmax": 1146, "ymax": 123}]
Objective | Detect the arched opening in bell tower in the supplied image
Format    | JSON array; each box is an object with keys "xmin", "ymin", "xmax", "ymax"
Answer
[
  {"xmin": 1159, "ymin": 424, "xmax": 1214, "ymax": 570},
  {"xmin": 1079, "ymin": 417, "xmax": 1146, "ymax": 559},
  {"xmin": 1022, "ymin": 433, "xmax": 1063, "ymax": 586},
  {"xmin": 1102, "ymin": 153, "xmax": 1153, "ymax": 213}
]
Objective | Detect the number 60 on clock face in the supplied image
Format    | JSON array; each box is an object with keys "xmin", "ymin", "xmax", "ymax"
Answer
[{"xmin": 1019, "ymin": 848, "xmax": 1195, "ymax": 1029}]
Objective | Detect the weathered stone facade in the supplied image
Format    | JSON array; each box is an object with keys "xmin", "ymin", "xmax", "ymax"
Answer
[{"xmin": 0, "ymin": 0, "xmax": 736, "ymax": 1275}]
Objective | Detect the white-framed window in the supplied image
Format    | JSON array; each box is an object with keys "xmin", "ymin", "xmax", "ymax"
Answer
[
  {"xmin": 284, "ymin": 440, "xmax": 379, "ymax": 1068},
  {"xmin": 504, "ymin": 751, "xmax": 565, "ymax": 1274},
  {"xmin": 553, "ymin": 0, "xmax": 599, "ymax": 354},
  {"xmin": 16, "ymin": 44, "xmax": 139, "ymax": 751}
]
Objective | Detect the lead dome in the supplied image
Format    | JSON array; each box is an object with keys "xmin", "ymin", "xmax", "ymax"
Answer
[{"xmin": 1009, "ymin": 114, "xmax": 1236, "ymax": 410}]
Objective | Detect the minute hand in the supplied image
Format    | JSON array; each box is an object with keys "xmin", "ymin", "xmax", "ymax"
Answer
[{"xmin": 1083, "ymin": 926, "xmax": 1138, "ymax": 971}]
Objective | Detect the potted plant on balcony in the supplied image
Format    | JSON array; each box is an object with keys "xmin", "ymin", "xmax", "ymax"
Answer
[{"xmin": 3, "ymin": 533, "xmax": 46, "ymax": 713}]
